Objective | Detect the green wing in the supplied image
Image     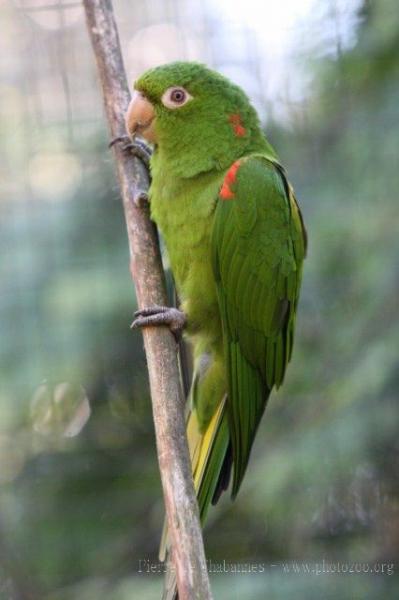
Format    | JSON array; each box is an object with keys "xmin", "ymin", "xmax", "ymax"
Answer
[{"xmin": 211, "ymin": 155, "xmax": 306, "ymax": 497}]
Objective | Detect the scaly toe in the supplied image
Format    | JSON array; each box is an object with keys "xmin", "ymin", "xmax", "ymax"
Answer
[
  {"xmin": 130, "ymin": 306, "xmax": 186, "ymax": 337},
  {"xmin": 134, "ymin": 305, "xmax": 165, "ymax": 318},
  {"xmin": 124, "ymin": 140, "xmax": 152, "ymax": 168},
  {"xmin": 109, "ymin": 135, "xmax": 130, "ymax": 149}
]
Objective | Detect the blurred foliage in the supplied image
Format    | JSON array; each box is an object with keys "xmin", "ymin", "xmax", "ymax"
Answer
[{"xmin": 0, "ymin": 0, "xmax": 398, "ymax": 598}]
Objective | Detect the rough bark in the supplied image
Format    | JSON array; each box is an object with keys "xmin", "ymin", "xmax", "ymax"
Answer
[{"xmin": 82, "ymin": 1, "xmax": 212, "ymax": 598}]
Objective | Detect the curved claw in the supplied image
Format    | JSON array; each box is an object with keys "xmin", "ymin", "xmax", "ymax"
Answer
[{"xmin": 133, "ymin": 191, "xmax": 149, "ymax": 209}]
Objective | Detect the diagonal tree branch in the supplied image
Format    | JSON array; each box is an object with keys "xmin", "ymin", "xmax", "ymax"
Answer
[{"xmin": 82, "ymin": 1, "xmax": 212, "ymax": 598}]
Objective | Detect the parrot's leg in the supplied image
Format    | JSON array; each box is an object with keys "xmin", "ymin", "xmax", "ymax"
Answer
[
  {"xmin": 193, "ymin": 352, "xmax": 226, "ymax": 429},
  {"xmin": 131, "ymin": 305, "xmax": 186, "ymax": 340}
]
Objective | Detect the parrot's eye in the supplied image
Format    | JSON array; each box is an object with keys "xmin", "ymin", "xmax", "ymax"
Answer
[{"xmin": 161, "ymin": 87, "xmax": 192, "ymax": 109}]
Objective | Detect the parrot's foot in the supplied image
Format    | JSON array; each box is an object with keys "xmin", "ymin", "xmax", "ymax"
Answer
[
  {"xmin": 125, "ymin": 139, "xmax": 153, "ymax": 169},
  {"xmin": 131, "ymin": 305, "xmax": 186, "ymax": 340},
  {"xmin": 109, "ymin": 136, "xmax": 151, "ymax": 207},
  {"xmin": 109, "ymin": 136, "xmax": 152, "ymax": 169}
]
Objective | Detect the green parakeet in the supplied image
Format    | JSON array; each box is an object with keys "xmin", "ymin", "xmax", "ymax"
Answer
[{"xmin": 125, "ymin": 61, "xmax": 306, "ymax": 589}]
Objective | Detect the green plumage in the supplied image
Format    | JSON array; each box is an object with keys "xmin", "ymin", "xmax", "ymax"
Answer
[{"xmin": 134, "ymin": 61, "xmax": 306, "ymax": 531}]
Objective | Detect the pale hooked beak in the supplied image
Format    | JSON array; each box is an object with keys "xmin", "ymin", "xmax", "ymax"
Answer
[{"xmin": 125, "ymin": 91, "xmax": 156, "ymax": 143}]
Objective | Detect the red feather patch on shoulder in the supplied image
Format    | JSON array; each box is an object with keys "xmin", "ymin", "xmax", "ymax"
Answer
[
  {"xmin": 229, "ymin": 113, "xmax": 246, "ymax": 137},
  {"xmin": 219, "ymin": 160, "xmax": 241, "ymax": 200}
]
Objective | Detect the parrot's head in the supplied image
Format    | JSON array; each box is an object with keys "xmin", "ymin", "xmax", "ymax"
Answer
[{"xmin": 125, "ymin": 62, "xmax": 267, "ymax": 177}]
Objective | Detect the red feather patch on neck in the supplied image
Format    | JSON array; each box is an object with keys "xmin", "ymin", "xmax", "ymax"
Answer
[
  {"xmin": 229, "ymin": 113, "xmax": 246, "ymax": 137},
  {"xmin": 219, "ymin": 160, "xmax": 241, "ymax": 200}
]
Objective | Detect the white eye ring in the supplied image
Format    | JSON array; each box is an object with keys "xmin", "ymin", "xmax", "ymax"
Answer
[{"xmin": 161, "ymin": 86, "xmax": 193, "ymax": 109}]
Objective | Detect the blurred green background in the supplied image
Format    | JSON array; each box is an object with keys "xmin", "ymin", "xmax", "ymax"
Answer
[{"xmin": 0, "ymin": 0, "xmax": 398, "ymax": 598}]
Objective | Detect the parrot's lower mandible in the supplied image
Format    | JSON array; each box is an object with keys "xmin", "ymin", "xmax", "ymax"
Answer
[{"xmin": 125, "ymin": 62, "xmax": 307, "ymax": 598}]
